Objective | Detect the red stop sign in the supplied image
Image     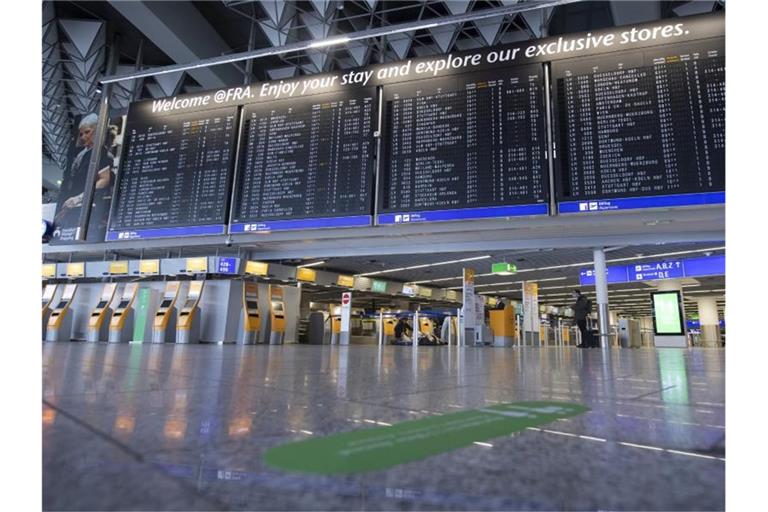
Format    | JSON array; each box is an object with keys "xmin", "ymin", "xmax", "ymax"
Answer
[{"xmin": 342, "ymin": 293, "xmax": 350, "ymax": 305}]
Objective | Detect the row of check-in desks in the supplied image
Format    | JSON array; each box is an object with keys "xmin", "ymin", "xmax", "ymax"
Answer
[{"xmin": 42, "ymin": 281, "xmax": 286, "ymax": 344}]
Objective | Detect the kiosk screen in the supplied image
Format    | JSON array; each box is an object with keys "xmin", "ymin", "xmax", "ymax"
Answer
[
  {"xmin": 246, "ymin": 300, "xmax": 259, "ymax": 311},
  {"xmin": 159, "ymin": 299, "xmax": 173, "ymax": 309}
]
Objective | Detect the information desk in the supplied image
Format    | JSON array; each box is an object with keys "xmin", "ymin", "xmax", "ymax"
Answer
[
  {"xmin": 378, "ymin": 65, "xmax": 549, "ymax": 224},
  {"xmin": 554, "ymin": 39, "xmax": 725, "ymax": 213},
  {"xmin": 107, "ymin": 106, "xmax": 239, "ymax": 240},
  {"xmin": 230, "ymin": 88, "xmax": 376, "ymax": 233}
]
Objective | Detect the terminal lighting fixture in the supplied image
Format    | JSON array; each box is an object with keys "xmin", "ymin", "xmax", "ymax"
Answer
[
  {"xmin": 297, "ymin": 260, "xmax": 325, "ymax": 268},
  {"xmin": 413, "ymin": 246, "xmax": 725, "ymax": 284},
  {"xmin": 358, "ymin": 255, "xmax": 490, "ymax": 277},
  {"xmin": 99, "ymin": 0, "xmax": 579, "ymax": 84},
  {"xmin": 309, "ymin": 37, "xmax": 351, "ymax": 48}
]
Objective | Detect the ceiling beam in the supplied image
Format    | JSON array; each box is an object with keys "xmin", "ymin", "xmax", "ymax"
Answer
[{"xmin": 108, "ymin": 0, "xmax": 242, "ymax": 89}]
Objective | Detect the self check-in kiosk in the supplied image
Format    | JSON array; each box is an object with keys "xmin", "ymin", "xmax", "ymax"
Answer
[
  {"xmin": 267, "ymin": 285, "xmax": 286, "ymax": 345},
  {"xmin": 330, "ymin": 305, "xmax": 342, "ymax": 345},
  {"xmin": 490, "ymin": 305, "xmax": 516, "ymax": 347},
  {"xmin": 45, "ymin": 284, "xmax": 77, "ymax": 342},
  {"xmin": 176, "ymin": 280, "xmax": 204, "ymax": 344},
  {"xmin": 152, "ymin": 282, "xmax": 180, "ymax": 344},
  {"xmin": 42, "ymin": 284, "xmax": 58, "ymax": 340},
  {"xmin": 237, "ymin": 282, "xmax": 260, "ymax": 345},
  {"xmin": 86, "ymin": 283, "xmax": 118, "ymax": 342},
  {"xmin": 381, "ymin": 315, "xmax": 397, "ymax": 344},
  {"xmin": 108, "ymin": 283, "xmax": 139, "ymax": 343}
]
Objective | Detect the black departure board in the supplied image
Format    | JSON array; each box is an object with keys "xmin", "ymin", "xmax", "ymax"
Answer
[
  {"xmin": 378, "ymin": 65, "xmax": 548, "ymax": 223},
  {"xmin": 230, "ymin": 88, "xmax": 376, "ymax": 232},
  {"xmin": 553, "ymin": 39, "xmax": 725, "ymax": 204},
  {"xmin": 107, "ymin": 106, "xmax": 238, "ymax": 240}
]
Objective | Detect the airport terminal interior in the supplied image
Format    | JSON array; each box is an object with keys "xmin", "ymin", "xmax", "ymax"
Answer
[{"xmin": 40, "ymin": 1, "xmax": 727, "ymax": 511}]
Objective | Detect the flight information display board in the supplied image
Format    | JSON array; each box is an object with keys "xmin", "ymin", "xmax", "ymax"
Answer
[
  {"xmin": 230, "ymin": 88, "xmax": 376, "ymax": 232},
  {"xmin": 554, "ymin": 39, "xmax": 725, "ymax": 213},
  {"xmin": 378, "ymin": 65, "xmax": 549, "ymax": 225},
  {"xmin": 106, "ymin": 106, "xmax": 238, "ymax": 240}
]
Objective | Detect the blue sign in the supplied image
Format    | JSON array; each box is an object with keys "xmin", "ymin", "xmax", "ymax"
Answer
[
  {"xmin": 216, "ymin": 257, "xmax": 239, "ymax": 274},
  {"xmin": 106, "ymin": 224, "xmax": 225, "ymax": 241},
  {"xmin": 579, "ymin": 266, "xmax": 629, "ymax": 286},
  {"xmin": 628, "ymin": 260, "xmax": 684, "ymax": 281},
  {"xmin": 579, "ymin": 254, "xmax": 724, "ymax": 287},
  {"xmin": 377, "ymin": 203, "xmax": 548, "ymax": 225},
  {"xmin": 230, "ymin": 215, "xmax": 371, "ymax": 233},
  {"xmin": 683, "ymin": 255, "xmax": 725, "ymax": 277},
  {"xmin": 558, "ymin": 191, "xmax": 724, "ymax": 214}
]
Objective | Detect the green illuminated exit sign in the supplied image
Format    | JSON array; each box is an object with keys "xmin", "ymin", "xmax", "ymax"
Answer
[{"xmin": 492, "ymin": 262, "xmax": 517, "ymax": 275}]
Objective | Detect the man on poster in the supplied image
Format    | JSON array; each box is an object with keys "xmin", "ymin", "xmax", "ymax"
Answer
[{"xmin": 53, "ymin": 113, "xmax": 116, "ymax": 241}]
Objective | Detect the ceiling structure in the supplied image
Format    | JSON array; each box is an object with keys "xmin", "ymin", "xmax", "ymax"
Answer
[
  {"xmin": 42, "ymin": 0, "xmax": 724, "ymax": 190},
  {"xmin": 306, "ymin": 240, "xmax": 725, "ymax": 317}
]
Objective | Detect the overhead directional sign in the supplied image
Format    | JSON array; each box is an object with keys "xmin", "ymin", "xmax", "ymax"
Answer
[
  {"xmin": 628, "ymin": 260, "xmax": 684, "ymax": 282},
  {"xmin": 579, "ymin": 255, "xmax": 724, "ymax": 286}
]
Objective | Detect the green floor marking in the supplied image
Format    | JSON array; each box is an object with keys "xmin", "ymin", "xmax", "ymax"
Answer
[{"xmin": 264, "ymin": 401, "xmax": 588, "ymax": 474}]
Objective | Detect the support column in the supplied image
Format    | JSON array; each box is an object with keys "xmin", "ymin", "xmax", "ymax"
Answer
[
  {"xmin": 593, "ymin": 248, "xmax": 610, "ymax": 349},
  {"xmin": 697, "ymin": 296, "xmax": 721, "ymax": 348}
]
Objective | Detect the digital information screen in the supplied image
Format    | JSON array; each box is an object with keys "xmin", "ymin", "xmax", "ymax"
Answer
[
  {"xmin": 230, "ymin": 88, "xmax": 376, "ymax": 232},
  {"xmin": 554, "ymin": 39, "xmax": 725, "ymax": 213},
  {"xmin": 106, "ymin": 106, "xmax": 238, "ymax": 240},
  {"xmin": 652, "ymin": 291, "xmax": 685, "ymax": 335},
  {"xmin": 378, "ymin": 65, "xmax": 549, "ymax": 225}
]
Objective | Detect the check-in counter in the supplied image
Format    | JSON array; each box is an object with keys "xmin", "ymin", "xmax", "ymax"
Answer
[
  {"xmin": 152, "ymin": 282, "xmax": 180, "ymax": 344},
  {"xmin": 42, "ymin": 284, "xmax": 58, "ymax": 340},
  {"xmin": 45, "ymin": 284, "xmax": 78, "ymax": 342},
  {"xmin": 490, "ymin": 306, "xmax": 516, "ymax": 347},
  {"xmin": 267, "ymin": 285, "xmax": 286, "ymax": 345},
  {"xmin": 176, "ymin": 281, "xmax": 204, "ymax": 344},
  {"xmin": 237, "ymin": 282, "xmax": 260, "ymax": 345},
  {"xmin": 86, "ymin": 283, "xmax": 118, "ymax": 342},
  {"xmin": 108, "ymin": 283, "xmax": 139, "ymax": 343}
]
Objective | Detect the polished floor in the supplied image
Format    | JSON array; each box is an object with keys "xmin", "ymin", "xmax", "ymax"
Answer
[{"xmin": 43, "ymin": 343, "xmax": 725, "ymax": 511}]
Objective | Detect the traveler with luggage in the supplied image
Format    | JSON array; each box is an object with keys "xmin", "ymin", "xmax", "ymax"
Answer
[{"xmin": 572, "ymin": 289, "xmax": 595, "ymax": 348}]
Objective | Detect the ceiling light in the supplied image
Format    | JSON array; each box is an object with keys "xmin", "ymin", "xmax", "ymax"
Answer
[
  {"xmin": 298, "ymin": 260, "xmax": 325, "ymax": 268},
  {"xmin": 358, "ymin": 255, "xmax": 491, "ymax": 277},
  {"xmin": 309, "ymin": 36, "xmax": 351, "ymax": 48}
]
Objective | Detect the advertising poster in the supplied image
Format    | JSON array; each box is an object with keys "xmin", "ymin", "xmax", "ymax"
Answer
[{"xmin": 51, "ymin": 111, "xmax": 126, "ymax": 243}]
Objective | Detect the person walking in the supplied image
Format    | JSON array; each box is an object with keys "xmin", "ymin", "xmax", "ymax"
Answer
[{"xmin": 572, "ymin": 289, "xmax": 594, "ymax": 348}]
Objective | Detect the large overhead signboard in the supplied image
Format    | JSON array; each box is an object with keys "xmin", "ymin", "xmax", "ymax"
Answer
[
  {"xmin": 377, "ymin": 65, "xmax": 549, "ymax": 225},
  {"xmin": 554, "ymin": 39, "xmax": 725, "ymax": 213},
  {"xmin": 106, "ymin": 106, "xmax": 238, "ymax": 240},
  {"xmin": 230, "ymin": 88, "xmax": 377, "ymax": 232}
]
